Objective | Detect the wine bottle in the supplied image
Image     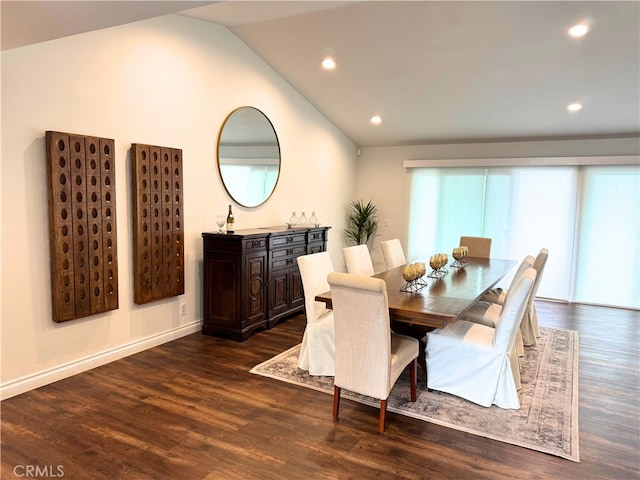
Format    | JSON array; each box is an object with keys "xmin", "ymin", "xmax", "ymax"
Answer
[{"xmin": 226, "ymin": 204, "xmax": 235, "ymax": 234}]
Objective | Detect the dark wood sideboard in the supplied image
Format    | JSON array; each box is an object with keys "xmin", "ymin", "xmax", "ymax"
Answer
[{"xmin": 202, "ymin": 226, "xmax": 330, "ymax": 341}]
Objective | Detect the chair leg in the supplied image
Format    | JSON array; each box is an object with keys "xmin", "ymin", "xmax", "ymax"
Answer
[
  {"xmin": 378, "ymin": 399, "xmax": 387, "ymax": 433},
  {"xmin": 410, "ymin": 358, "xmax": 417, "ymax": 402},
  {"xmin": 423, "ymin": 337, "xmax": 430, "ymax": 389},
  {"xmin": 333, "ymin": 385, "xmax": 341, "ymax": 419}
]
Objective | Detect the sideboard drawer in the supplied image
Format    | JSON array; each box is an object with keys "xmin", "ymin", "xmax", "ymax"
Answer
[
  {"xmin": 244, "ymin": 238, "xmax": 267, "ymax": 251},
  {"xmin": 307, "ymin": 229, "xmax": 327, "ymax": 243},
  {"xmin": 271, "ymin": 256, "xmax": 302, "ymax": 270},
  {"xmin": 203, "ymin": 233, "xmax": 267, "ymax": 254},
  {"xmin": 270, "ymin": 244, "xmax": 307, "ymax": 261},
  {"xmin": 269, "ymin": 232, "xmax": 306, "ymax": 249}
]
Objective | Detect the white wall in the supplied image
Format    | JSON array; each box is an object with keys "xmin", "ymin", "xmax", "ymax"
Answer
[
  {"xmin": 355, "ymin": 137, "xmax": 640, "ymax": 271},
  {"xmin": 0, "ymin": 15, "xmax": 357, "ymax": 398}
]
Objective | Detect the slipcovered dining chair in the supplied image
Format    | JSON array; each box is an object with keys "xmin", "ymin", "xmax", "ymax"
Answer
[
  {"xmin": 459, "ymin": 236, "xmax": 492, "ymax": 258},
  {"xmin": 343, "ymin": 244, "xmax": 375, "ymax": 276},
  {"xmin": 460, "ymin": 255, "xmax": 534, "ymax": 388},
  {"xmin": 520, "ymin": 248, "xmax": 548, "ymax": 347},
  {"xmin": 297, "ymin": 252, "xmax": 336, "ymax": 376},
  {"xmin": 477, "ymin": 255, "xmax": 535, "ymax": 308},
  {"xmin": 425, "ymin": 268, "xmax": 536, "ymax": 409},
  {"xmin": 380, "ymin": 239, "xmax": 407, "ymax": 270},
  {"xmin": 327, "ymin": 272, "xmax": 419, "ymax": 433},
  {"xmin": 480, "ymin": 249, "xmax": 548, "ymax": 347}
]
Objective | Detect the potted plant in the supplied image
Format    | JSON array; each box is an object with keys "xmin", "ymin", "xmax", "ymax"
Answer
[{"xmin": 343, "ymin": 199, "xmax": 378, "ymax": 245}]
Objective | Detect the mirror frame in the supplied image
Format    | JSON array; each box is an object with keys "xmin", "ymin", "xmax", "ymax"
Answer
[{"xmin": 217, "ymin": 106, "xmax": 281, "ymax": 208}]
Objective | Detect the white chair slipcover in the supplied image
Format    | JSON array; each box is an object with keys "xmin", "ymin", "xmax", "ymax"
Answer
[
  {"xmin": 459, "ymin": 235, "xmax": 492, "ymax": 259},
  {"xmin": 466, "ymin": 254, "xmax": 535, "ymax": 353},
  {"xmin": 520, "ymin": 248, "xmax": 548, "ymax": 347},
  {"xmin": 327, "ymin": 272, "xmax": 419, "ymax": 433},
  {"xmin": 425, "ymin": 268, "xmax": 536, "ymax": 409},
  {"xmin": 461, "ymin": 256, "xmax": 535, "ymax": 388},
  {"xmin": 380, "ymin": 239, "xmax": 407, "ymax": 270},
  {"xmin": 476, "ymin": 255, "xmax": 535, "ymax": 310},
  {"xmin": 297, "ymin": 252, "xmax": 336, "ymax": 376},
  {"xmin": 481, "ymin": 255, "xmax": 534, "ymax": 306},
  {"xmin": 343, "ymin": 244, "xmax": 375, "ymax": 276}
]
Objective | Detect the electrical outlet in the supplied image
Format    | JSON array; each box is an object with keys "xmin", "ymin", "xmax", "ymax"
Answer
[{"xmin": 179, "ymin": 303, "xmax": 186, "ymax": 316}]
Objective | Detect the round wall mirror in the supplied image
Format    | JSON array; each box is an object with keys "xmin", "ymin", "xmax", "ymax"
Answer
[{"xmin": 217, "ymin": 107, "xmax": 281, "ymax": 208}]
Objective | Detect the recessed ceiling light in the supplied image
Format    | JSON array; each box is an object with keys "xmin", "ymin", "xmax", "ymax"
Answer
[
  {"xmin": 321, "ymin": 57, "xmax": 336, "ymax": 70},
  {"xmin": 567, "ymin": 103, "xmax": 583, "ymax": 112},
  {"xmin": 568, "ymin": 24, "xmax": 589, "ymax": 37},
  {"xmin": 370, "ymin": 115, "xmax": 382, "ymax": 125}
]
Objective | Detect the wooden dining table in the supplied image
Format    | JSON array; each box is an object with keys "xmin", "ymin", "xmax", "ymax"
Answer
[{"xmin": 315, "ymin": 257, "xmax": 516, "ymax": 329}]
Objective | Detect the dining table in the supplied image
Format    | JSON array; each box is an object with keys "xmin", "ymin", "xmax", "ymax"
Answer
[{"xmin": 315, "ymin": 257, "xmax": 516, "ymax": 329}]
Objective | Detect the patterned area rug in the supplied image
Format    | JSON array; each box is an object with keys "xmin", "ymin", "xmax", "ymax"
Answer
[{"xmin": 250, "ymin": 327, "xmax": 579, "ymax": 462}]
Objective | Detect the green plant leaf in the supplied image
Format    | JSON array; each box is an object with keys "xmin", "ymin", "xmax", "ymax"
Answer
[{"xmin": 343, "ymin": 199, "xmax": 378, "ymax": 245}]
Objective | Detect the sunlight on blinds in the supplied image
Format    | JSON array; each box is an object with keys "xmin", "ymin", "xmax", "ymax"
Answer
[
  {"xmin": 573, "ymin": 166, "xmax": 640, "ymax": 308},
  {"xmin": 407, "ymin": 166, "xmax": 609, "ymax": 304},
  {"xmin": 408, "ymin": 168, "xmax": 485, "ymax": 260}
]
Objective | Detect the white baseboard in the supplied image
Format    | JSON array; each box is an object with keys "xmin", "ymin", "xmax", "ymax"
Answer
[{"xmin": 0, "ymin": 320, "xmax": 203, "ymax": 401}]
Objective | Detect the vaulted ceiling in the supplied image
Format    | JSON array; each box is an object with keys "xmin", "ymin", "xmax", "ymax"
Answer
[{"xmin": 3, "ymin": 1, "xmax": 639, "ymax": 147}]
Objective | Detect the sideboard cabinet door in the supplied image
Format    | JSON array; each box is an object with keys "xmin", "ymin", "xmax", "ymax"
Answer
[
  {"xmin": 268, "ymin": 230, "xmax": 308, "ymax": 328},
  {"xmin": 202, "ymin": 233, "xmax": 268, "ymax": 341}
]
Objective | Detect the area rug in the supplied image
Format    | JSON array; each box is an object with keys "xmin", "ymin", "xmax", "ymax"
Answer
[{"xmin": 250, "ymin": 327, "xmax": 579, "ymax": 462}]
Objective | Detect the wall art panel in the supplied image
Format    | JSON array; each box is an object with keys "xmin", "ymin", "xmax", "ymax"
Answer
[
  {"xmin": 131, "ymin": 143, "xmax": 184, "ymax": 304},
  {"xmin": 45, "ymin": 131, "xmax": 119, "ymax": 322}
]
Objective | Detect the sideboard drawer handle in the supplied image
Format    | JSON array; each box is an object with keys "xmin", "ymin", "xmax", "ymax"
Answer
[
  {"xmin": 286, "ymin": 258, "xmax": 293, "ymax": 265},
  {"xmin": 286, "ymin": 248, "xmax": 293, "ymax": 255},
  {"xmin": 252, "ymin": 241, "xmax": 260, "ymax": 248},
  {"xmin": 286, "ymin": 236, "xmax": 294, "ymax": 244}
]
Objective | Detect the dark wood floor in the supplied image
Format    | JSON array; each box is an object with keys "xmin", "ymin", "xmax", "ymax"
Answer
[{"xmin": 1, "ymin": 301, "xmax": 638, "ymax": 479}]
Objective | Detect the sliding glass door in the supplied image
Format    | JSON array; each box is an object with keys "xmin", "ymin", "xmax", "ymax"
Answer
[
  {"xmin": 408, "ymin": 164, "xmax": 639, "ymax": 308},
  {"xmin": 573, "ymin": 166, "xmax": 639, "ymax": 308}
]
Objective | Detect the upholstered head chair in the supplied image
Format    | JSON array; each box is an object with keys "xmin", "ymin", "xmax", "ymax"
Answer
[
  {"xmin": 520, "ymin": 248, "xmax": 548, "ymax": 346},
  {"xmin": 380, "ymin": 239, "xmax": 407, "ymax": 270},
  {"xmin": 297, "ymin": 252, "xmax": 336, "ymax": 376},
  {"xmin": 343, "ymin": 244, "xmax": 375, "ymax": 276},
  {"xmin": 426, "ymin": 268, "xmax": 536, "ymax": 409},
  {"xmin": 327, "ymin": 272, "xmax": 419, "ymax": 433},
  {"xmin": 459, "ymin": 236, "xmax": 492, "ymax": 259}
]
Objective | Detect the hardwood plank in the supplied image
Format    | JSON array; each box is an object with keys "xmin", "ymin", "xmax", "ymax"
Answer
[{"xmin": 1, "ymin": 301, "xmax": 638, "ymax": 479}]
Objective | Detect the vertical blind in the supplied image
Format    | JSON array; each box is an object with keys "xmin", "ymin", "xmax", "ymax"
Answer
[{"xmin": 407, "ymin": 165, "xmax": 639, "ymax": 309}]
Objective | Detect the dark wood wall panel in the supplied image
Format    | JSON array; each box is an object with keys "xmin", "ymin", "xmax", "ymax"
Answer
[
  {"xmin": 168, "ymin": 149, "xmax": 184, "ymax": 297},
  {"xmin": 100, "ymin": 138, "xmax": 119, "ymax": 311},
  {"xmin": 149, "ymin": 145, "xmax": 163, "ymax": 300},
  {"xmin": 132, "ymin": 143, "xmax": 184, "ymax": 304},
  {"xmin": 69, "ymin": 134, "xmax": 91, "ymax": 318},
  {"xmin": 131, "ymin": 144, "xmax": 153, "ymax": 303},
  {"xmin": 46, "ymin": 131, "xmax": 119, "ymax": 323},
  {"xmin": 85, "ymin": 136, "xmax": 104, "ymax": 315}
]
